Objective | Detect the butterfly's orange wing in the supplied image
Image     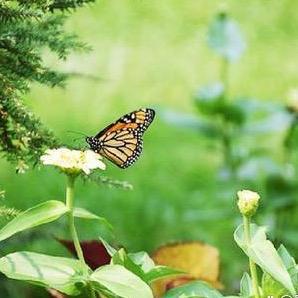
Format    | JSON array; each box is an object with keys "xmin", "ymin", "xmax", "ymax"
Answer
[{"xmin": 92, "ymin": 108, "xmax": 155, "ymax": 168}]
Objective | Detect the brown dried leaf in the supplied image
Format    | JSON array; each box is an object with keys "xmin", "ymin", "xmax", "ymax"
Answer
[{"xmin": 151, "ymin": 241, "xmax": 222, "ymax": 298}]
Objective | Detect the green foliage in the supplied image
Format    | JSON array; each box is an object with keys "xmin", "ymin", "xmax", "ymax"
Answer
[
  {"xmin": 0, "ymin": 157, "xmax": 180, "ymax": 297},
  {"xmin": 207, "ymin": 11, "xmax": 246, "ymax": 62},
  {"xmin": 1, "ymin": 1, "xmax": 298, "ymax": 297},
  {"xmin": 101, "ymin": 239, "xmax": 183, "ymax": 284},
  {"xmin": 234, "ymin": 223, "xmax": 296, "ymax": 295},
  {"xmin": 162, "ymin": 7, "xmax": 298, "ymax": 254},
  {"xmin": 0, "ymin": 251, "xmax": 88, "ymax": 295},
  {"xmin": 73, "ymin": 207, "xmax": 113, "ymax": 231},
  {"xmin": 90, "ymin": 264, "xmax": 153, "ymax": 298},
  {"xmin": 0, "ymin": 189, "xmax": 21, "ymax": 220},
  {"xmin": 239, "ymin": 273, "xmax": 253, "ymax": 298},
  {"xmin": 163, "ymin": 281, "xmax": 224, "ymax": 298},
  {"xmin": 0, "ymin": 200, "xmax": 68, "ymax": 241},
  {"xmin": 0, "ymin": 0, "xmax": 92, "ymax": 171}
]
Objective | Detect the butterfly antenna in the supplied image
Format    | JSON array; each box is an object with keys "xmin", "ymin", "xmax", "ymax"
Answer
[{"xmin": 66, "ymin": 130, "xmax": 88, "ymax": 137}]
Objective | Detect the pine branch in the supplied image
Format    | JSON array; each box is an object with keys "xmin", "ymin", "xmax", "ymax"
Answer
[
  {"xmin": 85, "ymin": 174, "xmax": 133, "ymax": 190},
  {"xmin": 0, "ymin": 3, "xmax": 41, "ymax": 23},
  {"xmin": 0, "ymin": 205, "xmax": 20, "ymax": 219},
  {"xmin": 49, "ymin": 0, "xmax": 95, "ymax": 12},
  {"xmin": 0, "ymin": 190, "xmax": 20, "ymax": 220},
  {"xmin": 0, "ymin": 0, "xmax": 94, "ymax": 171}
]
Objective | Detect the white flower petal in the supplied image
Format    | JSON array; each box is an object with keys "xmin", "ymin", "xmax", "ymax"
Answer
[{"xmin": 40, "ymin": 147, "xmax": 106, "ymax": 175}]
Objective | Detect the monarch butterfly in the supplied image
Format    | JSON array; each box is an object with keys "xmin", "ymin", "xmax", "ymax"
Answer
[{"xmin": 86, "ymin": 108, "xmax": 155, "ymax": 168}]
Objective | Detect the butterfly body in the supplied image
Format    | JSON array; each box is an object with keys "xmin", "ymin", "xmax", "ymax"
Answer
[{"xmin": 86, "ymin": 108, "xmax": 155, "ymax": 168}]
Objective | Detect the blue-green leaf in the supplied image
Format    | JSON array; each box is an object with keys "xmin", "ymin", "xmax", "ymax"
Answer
[{"xmin": 207, "ymin": 12, "xmax": 246, "ymax": 62}]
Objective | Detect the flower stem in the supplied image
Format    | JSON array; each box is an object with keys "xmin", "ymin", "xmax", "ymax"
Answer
[
  {"xmin": 66, "ymin": 175, "xmax": 97, "ymax": 298},
  {"xmin": 243, "ymin": 215, "xmax": 261, "ymax": 298},
  {"xmin": 66, "ymin": 175, "xmax": 85, "ymax": 264}
]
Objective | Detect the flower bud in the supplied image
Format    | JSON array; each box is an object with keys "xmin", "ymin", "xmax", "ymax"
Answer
[
  {"xmin": 286, "ymin": 88, "xmax": 298, "ymax": 113},
  {"xmin": 237, "ymin": 190, "xmax": 260, "ymax": 217}
]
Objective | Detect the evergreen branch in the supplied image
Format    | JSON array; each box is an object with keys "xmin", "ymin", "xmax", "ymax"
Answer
[
  {"xmin": 84, "ymin": 173, "xmax": 134, "ymax": 190},
  {"xmin": 0, "ymin": 0, "xmax": 94, "ymax": 170},
  {"xmin": 0, "ymin": 205, "xmax": 21, "ymax": 219},
  {"xmin": 0, "ymin": 3, "xmax": 41, "ymax": 23},
  {"xmin": 49, "ymin": 0, "xmax": 95, "ymax": 12},
  {"xmin": 0, "ymin": 190, "xmax": 20, "ymax": 220}
]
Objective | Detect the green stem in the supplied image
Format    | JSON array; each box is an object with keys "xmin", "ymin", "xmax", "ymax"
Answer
[
  {"xmin": 243, "ymin": 215, "xmax": 261, "ymax": 298},
  {"xmin": 219, "ymin": 56, "xmax": 237, "ymax": 179},
  {"xmin": 221, "ymin": 57, "xmax": 229, "ymax": 99},
  {"xmin": 66, "ymin": 175, "xmax": 97, "ymax": 298},
  {"xmin": 66, "ymin": 175, "xmax": 85, "ymax": 264}
]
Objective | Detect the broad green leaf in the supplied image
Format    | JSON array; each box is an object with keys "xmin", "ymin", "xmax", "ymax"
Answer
[
  {"xmin": 207, "ymin": 12, "xmax": 246, "ymax": 62},
  {"xmin": 240, "ymin": 272, "xmax": 253, "ymax": 298},
  {"xmin": 90, "ymin": 264, "xmax": 153, "ymax": 298},
  {"xmin": 163, "ymin": 281, "xmax": 223, "ymax": 298},
  {"xmin": 278, "ymin": 245, "xmax": 296, "ymax": 270},
  {"xmin": 74, "ymin": 207, "xmax": 113, "ymax": 231},
  {"xmin": 145, "ymin": 265, "xmax": 183, "ymax": 283},
  {"xmin": 262, "ymin": 272, "xmax": 290, "ymax": 297},
  {"xmin": 99, "ymin": 237, "xmax": 117, "ymax": 257},
  {"xmin": 112, "ymin": 248, "xmax": 145, "ymax": 281},
  {"xmin": 160, "ymin": 109, "xmax": 220, "ymax": 138},
  {"xmin": 194, "ymin": 83, "xmax": 224, "ymax": 115},
  {"xmin": 128, "ymin": 251, "xmax": 155, "ymax": 273},
  {"xmin": 0, "ymin": 200, "xmax": 68, "ymax": 242},
  {"xmin": 234, "ymin": 224, "xmax": 295, "ymax": 295},
  {"xmin": 278, "ymin": 245, "xmax": 298, "ymax": 287},
  {"xmin": 0, "ymin": 251, "xmax": 88, "ymax": 295},
  {"xmin": 113, "ymin": 249, "xmax": 182, "ymax": 284}
]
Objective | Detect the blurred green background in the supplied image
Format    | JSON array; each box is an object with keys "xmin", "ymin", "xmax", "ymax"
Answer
[{"xmin": 1, "ymin": 0, "xmax": 298, "ymax": 294}]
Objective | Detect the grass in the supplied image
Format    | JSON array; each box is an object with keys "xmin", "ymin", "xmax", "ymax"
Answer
[{"xmin": 0, "ymin": 0, "xmax": 297, "ymax": 293}]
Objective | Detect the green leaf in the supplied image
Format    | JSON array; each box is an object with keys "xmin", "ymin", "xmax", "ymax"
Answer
[
  {"xmin": 278, "ymin": 245, "xmax": 298, "ymax": 287},
  {"xmin": 74, "ymin": 207, "xmax": 113, "ymax": 231},
  {"xmin": 0, "ymin": 251, "xmax": 88, "ymax": 295},
  {"xmin": 99, "ymin": 237, "xmax": 117, "ymax": 257},
  {"xmin": 234, "ymin": 224, "xmax": 296, "ymax": 295},
  {"xmin": 278, "ymin": 245, "xmax": 296, "ymax": 270},
  {"xmin": 112, "ymin": 248, "xmax": 146, "ymax": 281},
  {"xmin": 128, "ymin": 251, "xmax": 155, "ymax": 273},
  {"xmin": 145, "ymin": 265, "xmax": 184, "ymax": 283},
  {"xmin": 0, "ymin": 200, "xmax": 68, "ymax": 242},
  {"xmin": 163, "ymin": 281, "xmax": 223, "ymax": 298},
  {"xmin": 90, "ymin": 264, "xmax": 153, "ymax": 298},
  {"xmin": 194, "ymin": 83, "xmax": 224, "ymax": 115},
  {"xmin": 113, "ymin": 249, "xmax": 182, "ymax": 284},
  {"xmin": 207, "ymin": 12, "xmax": 246, "ymax": 62},
  {"xmin": 239, "ymin": 272, "xmax": 253, "ymax": 297},
  {"xmin": 160, "ymin": 109, "xmax": 220, "ymax": 138},
  {"xmin": 262, "ymin": 272, "xmax": 290, "ymax": 297}
]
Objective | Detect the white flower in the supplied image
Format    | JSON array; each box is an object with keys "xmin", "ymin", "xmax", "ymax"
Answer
[
  {"xmin": 40, "ymin": 148, "xmax": 106, "ymax": 175},
  {"xmin": 237, "ymin": 189, "xmax": 260, "ymax": 217}
]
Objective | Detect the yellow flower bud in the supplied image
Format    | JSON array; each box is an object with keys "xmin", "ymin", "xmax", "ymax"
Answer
[{"xmin": 237, "ymin": 189, "xmax": 260, "ymax": 217}]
